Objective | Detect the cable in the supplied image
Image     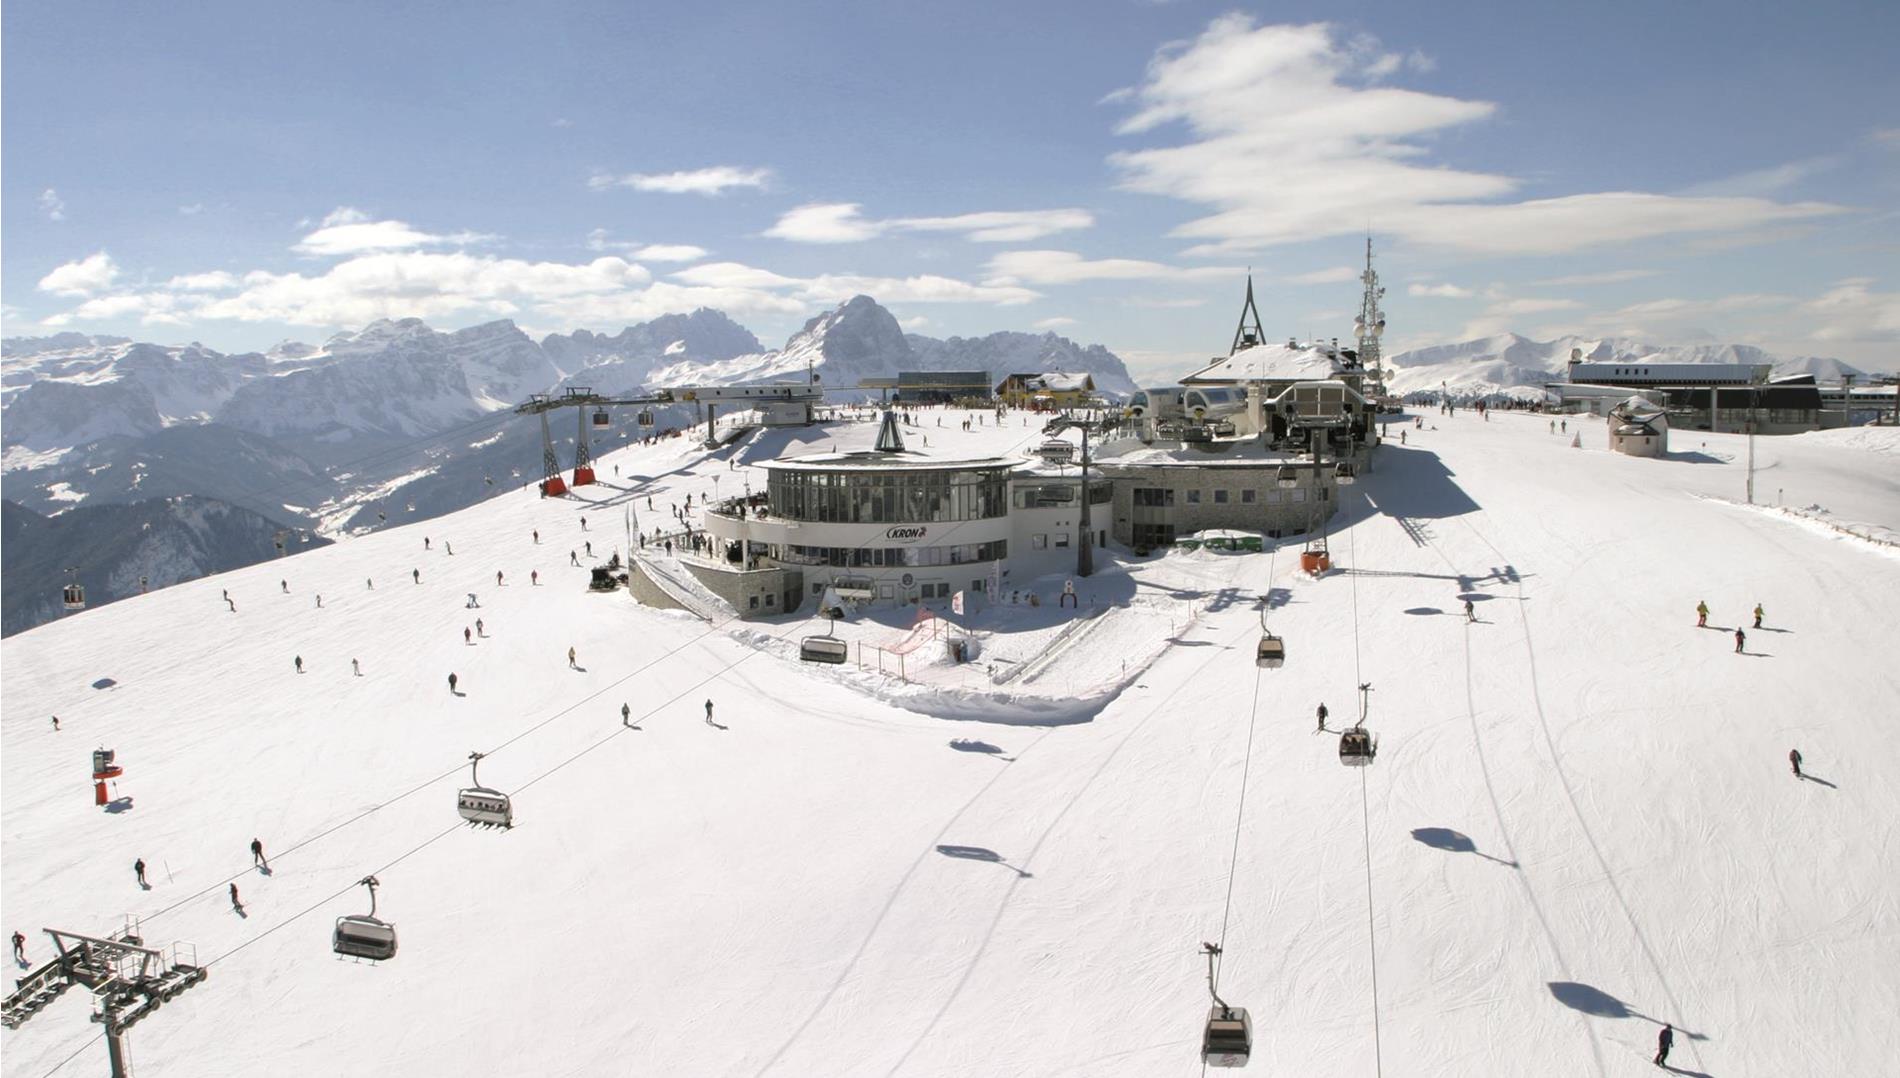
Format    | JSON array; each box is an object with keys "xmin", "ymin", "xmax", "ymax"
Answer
[{"xmin": 1360, "ymin": 766, "xmax": 1385, "ymax": 1078}]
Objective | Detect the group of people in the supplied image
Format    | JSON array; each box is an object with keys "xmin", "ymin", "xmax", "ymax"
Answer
[{"xmin": 1694, "ymin": 600, "xmax": 1766, "ymax": 653}]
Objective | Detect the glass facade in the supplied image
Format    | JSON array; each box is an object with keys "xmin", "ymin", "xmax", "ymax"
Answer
[
  {"xmin": 768, "ymin": 467, "xmax": 1009, "ymax": 524},
  {"xmin": 772, "ymin": 540, "xmax": 1008, "ymax": 568}
]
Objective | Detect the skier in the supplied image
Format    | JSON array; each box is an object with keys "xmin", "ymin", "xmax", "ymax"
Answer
[
  {"xmin": 568, "ymin": 646, "xmax": 578, "ymax": 668},
  {"xmin": 1399, "ymin": 429, "xmax": 1407, "ymax": 445},
  {"xmin": 134, "ymin": 859, "xmax": 147, "ymax": 887},
  {"xmin": 352, "ymin": 658, "xmax": 361, "ymax": 677},
  {"xmin": 496, "ymin": 570, "xmax": 504, "ymax": 586},
  {"xmin": 476, "ymin": 618, "xmax": 484, "ymax": 636},
  {"xmin": 1464, "ymin": 599, "xmax": 1476, "ymax": 622},
  {"xmin": 585, "ymin": 540, "xmax": 593, "ymax": 557},
  {"xmin": 647, "ymin": 497, "xmax": 653, "ymax": 511},
  {"xmin": 704, "ymin": 699, "xmax": 716, "ymax": 727},
  {"xmin": 581, "ymin": 516, "xmax": 588, "ymax": 531},
  {"xmin": 448, "ymin": 672, "xmax": 460, "ymax": 694},
  {"xmin": 1753, "ymin": 603, "xmax": 1764, "ymax": 629},
  {"xmin": 621, "ymin": 703, "xmax": 632, "ymax": 727},
  {"xmin": 281, "ymin": 579, "xmax": 289, "ymax": 594},
  {"xmin": 533, "ymin": 529, "xmax": 540, "ymax": 544},
  {"xmin": 1561, "ymin": 419, "xmax": 1568, "ymax": 433},
  {"xmin": 413, "ymin": 568, "xmax": 421, "ymax": 584},
  {"xmin": 1654, "ymin": 1023, "xmax": 1673, "ymax": 1066},
  {"xmin": 294, "ymin": 655, "xmax": 304, "ymax": 674},
  {"xmin": 466, "ymin": 592, "xmax": 480, "ymax": 608},
  {"xmin": 445, "ymin": 541, "xmax": 453, "ymax": 555},
  {"xmin": 570, "ymin": 550, "xmax": 580, "ymax": 566},
  {"xmin": 1316, "ymin": 703, "xmax": 1328, "ymax": 731},
  {"xmin": 366, "ymin": 578, "xmax": 374, "ymax": 590},
  {"xmin": 11, "ymin": 930, "xmax": 24, "ymax": 963},
  {"xmin": 226, "ymin": 596, "xmax": 237, "ymax": 613},
  {"xmin": 223, "ymin": 588, "xmax": 229, "ymax": 602},
  {"xmin": 465, "ymin": 627, "xmax": 473, "ymax": 645},
  {"xmin": 1790, "ymin": 748, "xmax": 1803, "ymax": 779},
  {"xmin": 424, "ymin": 537, "xmax": 431, "ymax": 550},
  {"xmin": 1734, "ymin": 628, "xmax": 1746, "ymax": 653},
  {"xmin": 315, "ymin": 594, "xmax": 322, "ymax": 608},
  {"xmin": 50, "ymin": 715, "xmax": 60, "ymax": 732},
  {"xmin": 531, "ymin": 570, "xmax": 539, "ymax": 586},
  {"xmin": 1696, "ymin": 600, "xmax": 1709, "ymax": 627},
  {"xmin": 229, "ymin": 883, "xmax": 243, "ymax": 912},
  {"xmin": 250, "ymin": 838, "xmax": 266, "ymax": 867}
]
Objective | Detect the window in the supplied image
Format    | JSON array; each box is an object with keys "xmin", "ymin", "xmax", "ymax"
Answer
[
  {"xmin": 748, "ymin": 595, "xmax": 760, "ymax": 609},
  {"xmin": 1186, "ymin": 490, "xmax": 1202, "ymax": 504},
  {"xmin": 1132, "ymin": 488, "xmax": 1175, "ymax": 507},
  {"xmin": 1032, "ymin": 534, "xmax": 1048, "ymax": 549},
  {"xmin": 1213, "ymin": 489, "xmax": 1229, "ymax": 504},
  {"xmin": 1291, "ymin": 489, "xmax": 1307, "ymax": 502},
  {"xmin": 765, "ymin": 593, "xmax": 775, "ymax": 606},
  {"xmin": 1241, "ymin": 489, "xmax": 1256, "ymax": 504},
  {"xmin": 880, "ymin": 584, "xmax": 895, "ymax": 599},
  {"xmin": 1266, "ymin": 490, "xmax": 1283, "ymax": 504},
  {"xmin": 1055, "ymin": 532, "xmax": 1070, "ymax": 547}
]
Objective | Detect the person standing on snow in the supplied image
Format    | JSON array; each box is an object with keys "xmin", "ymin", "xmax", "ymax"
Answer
[
  {"xmin": 12, "ymin": 930, "xmax": 27, "ymax": 963},
  {"xmin": 533, "ymin": 529, "xmax": 540, "ymax": 544},
  {"xmin": 621, "ymin": 703, "xmax": 632, "ymax": 727},
  {"xmin": 704, "ymin": 699, "xmax": 717, "ymax": 726},
  {"xmin": 1654, "ymin": 1023, "xmax": 1673, "ymax": 1066},
  {"xmin": 50, "ymin": 716, "xmax": 60, "ymax": 732},
  {"xmin": 1464, "ymin": 599, "xmax": 1476, "ymax": 622},
  {"xmin": 496, "ymin": 571, "xmax": 504, "ymax": 586},
  {"xmin": 475, "ymin": 618, "xmax": 484, "ymax": 636},
  {"xmin": 281, "ymin": 580, "xmax": 289, "ymax": 594},
  {"xmin": 1753, "ymin": 603, "xmax": 1764, "ymax": 629},
  {"xmin": 1790, "ymin": 748, "xmax": 1803, "ymax": 779},
  {"xmin": 352, "ymin": 658, "xmax": 361, "ymax": 677},
  {"xmin": 581, "ymin": 516, "xmax": 588, "ymax": 531},
  {"xmin": 567, "ymin": 646, "xmax": 578, "ymax": 668},
  {"xmin": 570, "ymin": 550, "xmax": 580, "ymax": 566},
  {"xmin": 413, "ymin": 568, "xmax": 421, "ymax": 584},
  {"xmin": 251, "ymin": 838, "xmax": 267, "ymax": 868},
  {"xmin": 294, "ymin": 655, "xmax": 304, "ymax": 674},
  {"xmin": 229, "ymin": 883, "xmax": 243, "ymax": 912},
  {"xmin": 465, "ymin": 627, "xmax": 473, "ymax": 645},
  {"xmin": 1696, "ymin": 600, "xmax": 1709, "ymax": 627},
  {"xmin": 366, "ymin": 578, "xmax": 374, "ymax": 590},
  {"xmin": 135, "ymin": 859, "xmax": 148, "ymax": 887},
  {"xmin": 1316, "ymin": 703, "xmax": 1328, "ymax": 731},
  {"xmin": 1734, "ymin": 628, "xmax": 1746, "ymax": 653},
  {"xmin": 448, "ymin": 673, "xmax": 459, "ymax": 693},
  {"xmin": 424, "ymin": 537, "xmax": 431, "ymax": 550},
  {"xmin": 531, "ymin": 570, "xmax": 539, "ymax": 586}
]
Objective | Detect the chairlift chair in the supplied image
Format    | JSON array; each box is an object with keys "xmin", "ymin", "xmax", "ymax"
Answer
[
  {"xmin": 591, "ymin": 408, "xmax": 610, "ymax": 429},
  {"xmin": 1037, "ymin": 439, "xmax": 1074, "ymax": 464},
  {"xmin": 333, "ymin": 876, "xmax": 397, "ymax": 961},
  {"xmin": 1255, "ymin": 634, "xmax": 1285, "ymax": 669},
  {"xmin": 457, "ymin": 752, "xmax": 513, "ymax": 828},
  {"xmin": 1334, "ymin": 461, "xmax": 1357, "ymax": 485},
  {"xmin": 1275, "ymin": 464, "xmax": 1300, "ymax": 489},
  {"xmin": 636, "ymin": 410, "xmax": 655, "ymax": 428},
  {"xmin": 800, "ymin": 635, "xmax": 849, "ymax": 665},
  {"xmin": 62, "ymin": 583, "xmax": 86, "ymax": 611}
]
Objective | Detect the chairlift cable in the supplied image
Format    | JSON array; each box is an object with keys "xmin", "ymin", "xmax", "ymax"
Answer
[
  {"xmin": 1210, "ymin": 539, "xmax": 1276, "ymax": 994},
  {"xmin": 1347, "ymin": 519, "xmax": 1385, "ymax": 1078}
]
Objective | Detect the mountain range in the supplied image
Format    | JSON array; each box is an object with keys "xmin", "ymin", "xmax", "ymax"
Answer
[
  {"xmin": 1380, "ymin": 335, "xmax": 1861, "ymax": 399},
  {"xmin": 0, "ymin": 296, "xmax": 1138, "ymax": 633}
]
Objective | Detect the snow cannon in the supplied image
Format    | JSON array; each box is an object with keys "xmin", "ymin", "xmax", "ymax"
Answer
[{"xmin": 92, "ymin": 748, "xmax": 123, "ymax": 806}]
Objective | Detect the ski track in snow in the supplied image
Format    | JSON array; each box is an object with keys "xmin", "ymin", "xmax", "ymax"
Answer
[{"xmin": 3, "ymin": 409, "xmax": 1898, "ymax": 1077}]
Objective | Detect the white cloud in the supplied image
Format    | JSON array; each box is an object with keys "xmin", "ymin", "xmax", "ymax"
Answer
[
  {"xmin": 671, "ymin": 262, "xmax": 802, "ymax": 290},
  {"xmin": 1801, "ymin": 279, "xmax": 1900, "ymax": 342},
  {"xmin": 983, "ymin": 249, "xmax": 1236, "ymax": 285},
  {"xmin": 38, "ymin": 189, "xmax": 66, "ymax": 221},
  {"xmin": 1409, "ymin": 282, "xmax": 1475, "ymax": 299},
  {"xmin": 1872, "ymin": 128, "xmax": 1900, "ymax": 147},
  {"xmin": 1683, "ymin": 156, "xmax": 1843, "ymax": 198},
  {"xmin": 1032, "ymin": 316, "xmax": 1078, "ymax": 329},
  {"xmin": 632, "ymin": 243, "xmax": 708, "ymax": 262},
  {"xmin": 1109, "ymin": 17, "xmax": 1844, "ymax": 256},
  {"xmin": 178, "ymin": 203, "xmax": 206, "ymax": 216},
  {"xmin": 1283, "ymin": 266, "xmax": 1357, "ymax": 285},
  {"xmin": 1128, "ymin": 297, "xmax": 1207, "ymax": 309},
  {"xmin": 166, "ymin": 271, "xmax": 240, "ymax": 291},
  {"xmin": 585, "ymin": 229, "xmax": 707, "ymax": 262},
  {"xmin": 552, "ymin": 117, "xmax": 574, "ymax": 128},
  {"xmin": 764, "ymin": 203, "xmax": 1094, "ymax": 244},
  {"xmin": 294, "ymin": 209, "xmax": 496, "ymax": 257},
  {"xmin": 1530, "ymin": 269, "xmax": 1659, "ymax": 286},
  {"xmin": 588, "ymin": 166, "xmax": 771, "ymax": 196},
  {"xmin": 38, "ymin": 252, "xmax": 120, "ymax": 297},
  {"xmin": 899, "ymin": 315, "xmax": 931, "ymax": 330}
]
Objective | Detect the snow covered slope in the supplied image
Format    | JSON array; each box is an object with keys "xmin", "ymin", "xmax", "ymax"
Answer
[{"xmin": 3, "ymin": 411, "xmax": 1897, "ymax": 1077}]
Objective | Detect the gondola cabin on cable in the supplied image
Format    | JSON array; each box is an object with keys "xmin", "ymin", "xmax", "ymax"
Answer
[
  {"xmin": 1203, "ymin": 1006, "xmax": 1253, "ymax": 1068},
  {"xmin": 1256, "ymin": 634, "xmax": 1285, "ymax": 669},
  {"xmin": 591, "ymin": 408, "xmax": 610, "ymax": 430},
  {"xmin": 457, "ymin": 752, "xmax": 512, "ymax": 828},
  {"xmin": 799, "ymin": 635, "xmax": 850, "ymax": 664},
  {"xmin": 61, "ymin": 583, "xmax": 86, "ymax": 611},
  {"xmin": 333, "ymin": 876, "xmax": 397, "ymax": 961},
  {"xmin": 1339, "ymin": 726, "xmax": 1377, "ymax": 766},
  {"xmin": 636, "ymin": 409, "xmax": 655, "ymax": 428}
]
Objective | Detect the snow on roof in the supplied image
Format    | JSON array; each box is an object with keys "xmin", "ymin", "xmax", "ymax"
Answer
[
  {"xmin": 1003, "ymin": 372, "xmax": 1094, "ymax": 392},
  {"xmin": 1183, "ymin": 341, "xmax": 1347, "ymax": 384}
]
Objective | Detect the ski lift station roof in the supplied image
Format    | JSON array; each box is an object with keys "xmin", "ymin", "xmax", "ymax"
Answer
[
  {"xmin": 1181, "ymin": 340, "xmax": 1356, "ymax": 385},
  {"xmin": 758, "ymin": 450, "xmax": 1023, "ymax": 473}
]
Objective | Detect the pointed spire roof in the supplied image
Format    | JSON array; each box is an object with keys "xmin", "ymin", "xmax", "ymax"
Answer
[
  {"xmin": 1230, "ymin": 274, "xmax": 1265, "ymax": 356},
  {"xmin": 874, "ymin": 408, "xmax": 907, "ymax": 453}
]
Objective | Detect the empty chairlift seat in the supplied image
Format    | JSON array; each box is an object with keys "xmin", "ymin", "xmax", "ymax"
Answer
[
  {"xmin": 1036, "ymin": 439, "xmax": 1075, "ymax": 464},
  {"xmin": 1334, "ymin": 461, "xmax": 1356, "ymax": 485},
  {"xmin": 1203, "ymin": 1006, "xmax": 1253, "ymax": 1067},
  {"xmin": 1255, "ymin": 634, "xmax": 1285, "ymax": 669},
  {"xmin": 800, "ymin": 635, "xmax": 850, "ymax": 664},
  {"xmin": 1339, "ymin": 726, "xmax": 1377, "ymax": 766},
  {"xmin": 1275, "ymin": 464, "xmax": 1300, "ymax": 489}
]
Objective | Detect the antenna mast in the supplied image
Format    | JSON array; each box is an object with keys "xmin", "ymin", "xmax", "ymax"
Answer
[{"xmin": 1354, "ymin": 237, "xmax": 1388, "ymax": 398}]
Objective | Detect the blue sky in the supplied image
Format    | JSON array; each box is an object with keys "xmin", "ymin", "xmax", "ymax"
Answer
[{"xmin": 5, "ymin": 0, "xmax": 1897, "ymax": 380}]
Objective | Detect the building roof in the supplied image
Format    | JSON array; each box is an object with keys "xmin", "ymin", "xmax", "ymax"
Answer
[
  {"xmin": 998, "ymin": 372, "xmax": 1095, "ymax": 393},
  {"xmin": 760, "ymin": 451, "xmax": 1023, "ymax": 473},
  {"xmin": 1181, "ymin": 341, "xmax": 1352, "ymax": 385}
]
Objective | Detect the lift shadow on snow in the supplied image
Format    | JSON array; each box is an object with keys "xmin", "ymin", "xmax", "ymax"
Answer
[
  {"xmin": 1546, "ymin": 981, "xmax": 1709, "ymax": 1042},
  {"xmin": 1409, "ymin": 827, "xmax": 1516, "ymax": 867},
  {"xmin": 934, "ymin": 845, "xmax": 1032, "ymax": 878}
]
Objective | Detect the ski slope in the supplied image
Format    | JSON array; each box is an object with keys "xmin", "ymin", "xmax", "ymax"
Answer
[{"xmin": 4, "ymin": 409, "xmax": 1898, "ymax": 1076}]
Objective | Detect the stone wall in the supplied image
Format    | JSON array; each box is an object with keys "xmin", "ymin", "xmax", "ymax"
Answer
[{"xmin": 680, "ymin": 561, "xmax": 804, "ymax": 619}]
